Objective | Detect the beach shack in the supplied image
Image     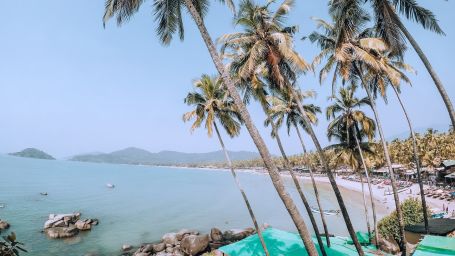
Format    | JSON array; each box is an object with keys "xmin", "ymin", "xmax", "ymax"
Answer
[{"xmin": 404, "ymin": 218, "xmax": 455, "ymax": 244}]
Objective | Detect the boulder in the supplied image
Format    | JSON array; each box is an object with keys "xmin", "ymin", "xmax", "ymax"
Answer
[
  {"xmin": 223, "ymin": 228, "xmax": 255, "ymax": 242},
  {"xmin": 75, "ymin": 220, "xmax": 92, "ymax": 231},
  {"xmin": 0, "ymin": 220, "xmax": 10, "ymax": 230},
  {"xmin": 142, "ymin": 244, "xmax": 155, "ymax": 253},
  {"xmin": 152, "ymin": 243, "xmax": 166, "ymax": 252},
  {"xmin": 210, "ymin": 228, "xmax": 223, "ymax": 242},
  {"xmin": 377, "ymin": 236, "xmax": 400, "ymax": 255},
  {"xmin": 44, "ymin": 213, "xmax": 79, "ymax": 229},
  {"xmin": 181, "ymin": 234, "xmax": 210, "ymax": 256},
  {"xmin": 133, "ymin": 253, "xmax": 150, "ymax": 256},
  {"xmin": 176, "ymin": 229, "xmax": 198, "ymax": 241},
  {"xmin": 45, "ymin": 226, "xmax": 79, "ymax": 239},
  {"xmin": 162, "ymin": 233, "xmax": 178, "ymax": 245},
  {"xmin": 122, "ymin": 244, "xmax": 133, "ymax": 251}
]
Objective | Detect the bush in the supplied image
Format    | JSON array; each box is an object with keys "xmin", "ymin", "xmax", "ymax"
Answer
[{"xmin": 378, "ymin": 198, "xmax": 430, "ymax": 247}]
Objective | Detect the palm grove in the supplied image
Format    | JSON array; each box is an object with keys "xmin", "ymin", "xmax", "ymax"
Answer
[{"xmin": 103, "ymin": 0, "xmax": 452, "ymax": 255}]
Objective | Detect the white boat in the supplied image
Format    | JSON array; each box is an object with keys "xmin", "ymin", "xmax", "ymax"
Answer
[
  {"xmin": 0, "ymin": 203, "xmax": 5, "ymax": 208},
  {"xmin": 310, "ymin": 206, "xmax": 340, "ymax": 216},
  {"xmin": 106, "ymin": 183, "xmax": 115, "ymax": 188}
]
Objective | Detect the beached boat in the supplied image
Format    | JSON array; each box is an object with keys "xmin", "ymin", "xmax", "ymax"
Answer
[{"xmin": 310, "ymin": 206, "xmax": 340, "ymax": 216}]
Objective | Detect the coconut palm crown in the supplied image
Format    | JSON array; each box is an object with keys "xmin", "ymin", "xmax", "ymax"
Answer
[{"xmin": 183, "ymin": 74, "xmax": 242, "ymax": 137}]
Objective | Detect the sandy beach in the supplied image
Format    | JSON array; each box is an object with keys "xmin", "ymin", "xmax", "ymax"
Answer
[{"xmin": 299, "ymin": 175, "xmax": 455, "ymax": 216}]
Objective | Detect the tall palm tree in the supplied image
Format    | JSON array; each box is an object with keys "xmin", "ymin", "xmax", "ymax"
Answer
[
  {"xmin": 103, "ymin": 1, "xmax": 318, "ymax": 254},
  {"xmin": 233, "ymin": 73, "xmax": 327, "ymax": 254},
  {"xmin": 331, "ymin": 0, "xmax": 455, "ymax": 131},
  {"xmin": 267, "ymin": 89, "xmax": 332, "ymax": 247},
  {"xmin": 183, "ymin": 74, "xmax": 269, "ymax": 255},
  {"xmin": 363, "ymin": 51, "xmax": 430, "ymax": 233},
  {"xmin": 326, "ymin": 84, "xmax": 378, "ymax": 246},
  {"xmin": 219, "ymin": 0, "xmax": 364, "ymax": 253},
  {"xmin": 309, "ymin": 4, "xmax": 408, "ymax": 253}
]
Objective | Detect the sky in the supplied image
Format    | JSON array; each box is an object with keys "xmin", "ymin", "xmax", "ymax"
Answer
[{"xmin": 0, "ymin": 0, "xmax": 454, "ymax": 159}]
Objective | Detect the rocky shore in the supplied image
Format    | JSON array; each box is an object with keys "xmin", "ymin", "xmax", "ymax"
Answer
[
  {"xmin": 43, "ymin": 213, "xmax": 98, "ymax": 239},
  {"xmin": 121, "ymin": 227, "xmax": 255, "ymax": 256}
]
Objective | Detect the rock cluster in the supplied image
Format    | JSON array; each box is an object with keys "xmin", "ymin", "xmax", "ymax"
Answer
[
  {"xmin": 43, "ymin": 213, "xmax": 98, "ymax": 239},
  {"xmin": 0, "ymin": 219, "xmax": 10, "ymax": 231},
  {"xmin": 123, "ymin": 227, "xmax": 255, "ymax": 256}
]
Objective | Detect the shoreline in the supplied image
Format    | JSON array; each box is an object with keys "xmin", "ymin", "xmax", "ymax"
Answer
[{"xmin": 175, "ymin": 165, "xmax": 454, "ymax": 215}]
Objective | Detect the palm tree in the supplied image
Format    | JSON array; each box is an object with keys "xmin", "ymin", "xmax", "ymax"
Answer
[
  {"xmin": 219, "ymin": 0, "xmax": 364, "ymax": 253},
  {"xmin": 326, "ymin": 84, "xmax": 378, "ymax": 246},
  {"xmin": 309, "ymin": 4, "xmax": 408, "ymax": 253},
  {"xmin": 183, "ymin": 74, "xmax": 269, "ymax": 255},
  {"xmin": 267, "ymin": 89, "xmax": 332, "ymax": 247},
  {"xmin": 103, "ymin": 1, "xmax": 318, "ymax": 253},
  {"xmin": 363, "ymin": 51, "xmax": 430, "ymax": 233},
  {"xmin": 232, "ymin": 73, "xmax": 327, "ymax": 254},
  {"xmin": 331, "ymin": 0, "xmax": 455, "ymax": 131}
]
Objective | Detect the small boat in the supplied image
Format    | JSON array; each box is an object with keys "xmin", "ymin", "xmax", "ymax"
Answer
[
  {"xmin": 0, "ymin": 203, "xmax": 5, "ymax": 209},
  {"xmin": 310, "ymin": 206, "xmax": 340, "ymax": 216},
  {"xmin": 106, "ymin": 183, "xmax": 115, "ymax": 188},
  {"xmin": 40, "ymin": 192, "xmax": 48, "ymax": 196}
]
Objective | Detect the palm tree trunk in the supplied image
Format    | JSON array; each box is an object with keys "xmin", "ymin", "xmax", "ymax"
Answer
[
  {"xmin": 213, "ymin": 122, "xmax": 269, "ymax": 256},
  {"xmin": 391, "ymin": 85, "xmax": 429, "ymax": 233},
  {"xmin": 271, "ymin": 123, "xmax": 327, "ymax": 256},
  {"xmin": 182, "ymin": 1, "xmax": 318, "ymax": 254},
  {"xmin": 359, "ymin": 174, "xmax": 371, "ymax": 239},
  {"xmin": 288, "ymin": 88, "xmax": 365, "ymax": 255},
  {"xmin": 353, "ymin": 125, "xmax": 378, "ymax": 248},
  {"xmin": 294, "ymin": 124, "xmax": 331, "ymax": 247},
  {"xmin": 354, "ymin": 63, "xmax": 407, "ymax": 255},
  {"xmin": 392, "ymin": 9, "xmax": 455, "ymax": 128}
]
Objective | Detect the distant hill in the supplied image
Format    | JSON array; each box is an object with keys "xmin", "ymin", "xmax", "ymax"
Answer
[
  {"xmin": 9, "ymin": 148, "xmax": 55, "ymax": 160},
  {"xmin": 70, "ymin": 147, "xmax": 260, "ymax": 166}
]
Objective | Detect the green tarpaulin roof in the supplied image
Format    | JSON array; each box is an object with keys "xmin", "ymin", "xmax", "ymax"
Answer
[
  {"xmin": 413, "ymin": 235, "xmax": 455, "ymax": 256},
  {"xmin": 218, "ymin": 228, "xmax": 383, "ymax": 256}
]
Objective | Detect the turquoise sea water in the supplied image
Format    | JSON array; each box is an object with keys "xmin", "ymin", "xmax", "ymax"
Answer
[{"xmin": 0, "ymin": 155, "xmax": 383, "ymax": 255}]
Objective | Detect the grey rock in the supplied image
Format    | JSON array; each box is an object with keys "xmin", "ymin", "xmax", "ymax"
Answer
[
  {"xmin": 152, "ymin": 243, "xmax": 165, "ymax": 252},
  {"xmin": 75, "ymin": 220, "xmax": 92, "ymax": 231},
  {"xmin": 223, "ymin": 228, "xmax": 254, "ymax": 242},
  {"xmin": 45, "ymin": 226, "xmax": 79, "ymax": 239},
  {"xmin": 0, "ymin": 220, "xmax": 10, "ymax": 230},
  {"xmin": 210, "ymin": 228, "xmax": 223, "ymax": 242},
  {"xmin": 122, "ymin": 244, "xmax": 133, "ymax": 251},
  {"xmin": 181, "ymin": 234, "xmax": 209, "ymax": 256},
  {"xmin": 162, "ymin": 233, "xmax": 178, "ymax": 245}
]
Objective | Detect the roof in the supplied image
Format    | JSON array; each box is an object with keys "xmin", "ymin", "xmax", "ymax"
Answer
[
  {"xmin": 442, "ymin": 160, "xmax": 455, "ymax": 168},
  {"xmin": 413, "ymin": 235, "xmax": 455, "ymax": 256},
  {"xmin": 405, "ymin": 218, "xmax": 455, "ymax": 235},
  {"xmin": 218, "ymin": 228, "xmax": 385, "ymax": 256}
]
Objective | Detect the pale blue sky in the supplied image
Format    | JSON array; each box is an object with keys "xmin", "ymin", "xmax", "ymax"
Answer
[{"xmin": 0, "ymin": 0, "xmax": 454, "ymax": 158}]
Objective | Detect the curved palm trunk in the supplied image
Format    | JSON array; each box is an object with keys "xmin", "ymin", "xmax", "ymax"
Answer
[
  {"xmin": 294, "ymin": 124, "xmax": 331, "ymax": 247},
  {"xmin": 213, "ymin": 122, "xmax": 269, "ymax": 256},
  {"xmin": 359, "ymin": 175, "xmax": 371, "ymax": 239},
  {"xmin": 391, "ymin": 85, "xmax": 429, "ymax": 233},
  {"xmin": 353, "ymin": 126, "xmax": 378, "ymax": 248},
  {"xmin": 288, "ymin": 88, "xmax": 365, "ymax": 255},
  {"xmin": 182, "ymin": 1, "xmax": 318, "ymax": 254},
  {"xmin": 355, "ymin": 63, "xmax": 407, "ymax": 254},
  {"xmin": 390, "ymin": 7, "xmax": 455, "ymax": 128},
  {"xmin": 271, "ymin": 123, "xmax": 327, "ymax": 256}
]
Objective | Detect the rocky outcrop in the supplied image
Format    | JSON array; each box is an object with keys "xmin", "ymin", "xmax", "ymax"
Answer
[
  {"xmin": 123, "ymin": 227, "xmax": 255, "ymax": 256},
  {"xmin": 0, "ymin": 220, "xmax": 10, "ymax": 231},
  {"xmin": 43, "ymin": 213, "xmax": 98, "ymax": 239}
]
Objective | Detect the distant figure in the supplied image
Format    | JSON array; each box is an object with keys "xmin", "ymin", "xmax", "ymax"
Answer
[{"xmin": 40, "ymin": 192, "xmax": 48, "ymax": 196}]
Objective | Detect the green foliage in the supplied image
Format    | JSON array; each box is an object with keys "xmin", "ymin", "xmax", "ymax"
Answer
[
  {"xmin": 0, "ymin": 232, "xmax": 27, "ymax": 256},
  {"xmin": 8, "ymin": 148, "xmax": 55, "ymax": 160},
  {"xmin": 378, "ymin": 198, "xmax": 430, "ymax": 245}
]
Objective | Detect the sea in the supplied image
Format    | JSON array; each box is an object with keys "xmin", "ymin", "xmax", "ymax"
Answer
[{"xmin": 0, "ymin": 155, "xmax": 384, "ymax": 255}]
